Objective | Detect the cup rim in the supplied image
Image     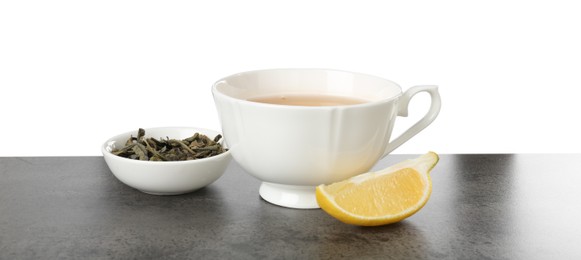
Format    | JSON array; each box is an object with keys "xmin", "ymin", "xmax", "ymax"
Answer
[{"xmin": 211, "ymin": 68, "xmax": 403, "ymax": 109}]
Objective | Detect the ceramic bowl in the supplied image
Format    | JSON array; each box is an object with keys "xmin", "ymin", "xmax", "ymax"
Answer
[{"xmin": 102, "ymin": 127, "xmax": 232, "ymax": 195}]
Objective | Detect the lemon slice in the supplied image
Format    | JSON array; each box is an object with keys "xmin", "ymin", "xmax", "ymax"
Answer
[{"xmin": 316, "ymin": 152, "xmax": 439, "ymax": 226}]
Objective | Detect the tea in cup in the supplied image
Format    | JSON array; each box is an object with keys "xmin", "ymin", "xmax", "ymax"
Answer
[{"xmin": 212, "ymin": 69, "xmax": 441, "ymax": 208}]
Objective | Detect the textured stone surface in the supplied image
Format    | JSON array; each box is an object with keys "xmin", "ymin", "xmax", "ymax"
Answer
[{"xmin": 1, "ymin": 154, "xmax": 581, "ymax": 259}]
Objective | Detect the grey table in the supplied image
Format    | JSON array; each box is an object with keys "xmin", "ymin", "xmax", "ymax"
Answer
[{"xmin": 1, "ymin": 154, "xmax": 581, "ymax": 259}]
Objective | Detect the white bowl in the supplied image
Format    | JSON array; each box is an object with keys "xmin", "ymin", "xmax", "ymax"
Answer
[{"xmin": 102, "ymin": 127, "xmax": 232, "ymax": 195}]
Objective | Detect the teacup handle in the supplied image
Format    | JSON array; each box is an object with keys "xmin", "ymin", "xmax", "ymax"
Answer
[{"xmin": 382, "ymin": 85, "xmax": 441, "ymax": 158}]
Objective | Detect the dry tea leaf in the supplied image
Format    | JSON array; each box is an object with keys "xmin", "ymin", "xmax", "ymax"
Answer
[{"xmin": 111, "ymin": 128, "xmax": 227, "ymax": 161}]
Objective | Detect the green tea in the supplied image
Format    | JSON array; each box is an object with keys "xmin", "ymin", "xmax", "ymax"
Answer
[{"xmin": 111, "ymin": 128, "xmax": 227, "ymax": 161}]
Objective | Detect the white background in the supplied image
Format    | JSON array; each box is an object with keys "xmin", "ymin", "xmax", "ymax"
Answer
[{"xmin": 1, "ymin": 0, "xmax": 580, "ymax": 156}]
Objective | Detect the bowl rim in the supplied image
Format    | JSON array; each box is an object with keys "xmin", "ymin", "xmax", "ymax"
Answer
[{"xmin": 101, "ymin": 126, "xmax": 231, "ymax": 164}]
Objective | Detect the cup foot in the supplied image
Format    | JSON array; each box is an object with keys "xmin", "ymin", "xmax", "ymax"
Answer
[
  {"xmin": 259, "ymin": 182, "xmax": 320, "ymax": 209},
  {"xmin": 139, "ymin": 190, "xmax": 190, "ymax": 196}
]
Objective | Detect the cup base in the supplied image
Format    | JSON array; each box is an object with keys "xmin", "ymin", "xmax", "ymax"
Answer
[
  {"xmin": 139, "ymin": 190, "xmax": 191, "ymax": 196},
  {"xmin": 259, "ymin": 182, "xmax": 320, "ymax": 209}
]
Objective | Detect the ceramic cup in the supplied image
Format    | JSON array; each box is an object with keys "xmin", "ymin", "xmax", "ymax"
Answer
[{"xmin": 212, "ymin": 69, "xmax": 441, "ymax": 209}]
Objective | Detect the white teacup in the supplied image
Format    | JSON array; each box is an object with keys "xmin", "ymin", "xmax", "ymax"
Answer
[{"xmin": 212, "ymin": 69, "xmax": 441, "ymax": 209}]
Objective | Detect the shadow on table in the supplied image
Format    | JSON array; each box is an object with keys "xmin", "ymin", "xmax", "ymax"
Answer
[
  {"xmin": 224, "ymin": 199, "xmax": 430, "ymax": 259},
  {"xmin": 314, "ymin": 221, "xmax": 430, "ymax": 258}
]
